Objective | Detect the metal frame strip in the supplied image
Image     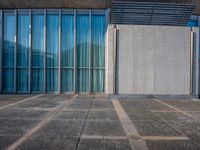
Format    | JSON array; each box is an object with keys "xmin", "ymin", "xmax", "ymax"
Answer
[
  {"xmin": 73, "ymin": 10, "xmax": 76, "ymax": 93},
  {"xmin": 0, "ymin": 10, "xmax": 2, "ymax": 92},
  {"xmin": 44, "ymin": 9, "xmax": 47, "ymax": 93},
  {"xmin": 58, "ymin": 9, "xmax": 61, "ymax": 94},
  {"xmin": 28, "ymin": 10, "xmax": 32, "ymax": 93},
  {"xmin": 14, "ymin": 10, "xmax": 17, "ymax": 93},
  {"xmin": 89, "ymin": 10, "xmax": 92, "ymax": 93}
]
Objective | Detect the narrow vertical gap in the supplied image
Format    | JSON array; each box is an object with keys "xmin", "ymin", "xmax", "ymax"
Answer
[
  {"xmin": 89, "ymin": 10, "xmax": 92, "ymax": 93},
  {"xmin": 14, "ymin": 10, "xmax": 17, "ymax": 93},
  {"xmin": 74, "ymin": 10, "xmax": 76, "ymax": 93},
  {"xmin": 29, "ymin": 10, "xmax": 32, "ymax": 93},
  {"xmin": 190, "ymin": 28, "xmax": 194, "ymax": 95},
  {"xmin": 0, "ymin": 10, "xmax": 2, "ymax": 92},
  {"xmin": 44, "ymin": 10, "xmax": 47, "ymax": 93},
  {"xmin": 58, "ymin": 9, "xmax": 61, "ymax": 94}
]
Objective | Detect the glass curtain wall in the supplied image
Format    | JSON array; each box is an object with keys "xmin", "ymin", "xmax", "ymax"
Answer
[
  {"xmin": 61, "ymin": 14, "xmax": 74, "ymax": 92},
  {"xmin": 91, "ymin": 15, "xmax": 105, "ymax": 92},
  {"xmin": 1, "ymin": 10, "xmax": 106, "ymax": 93},
  {"xmin": 46, "ymin": 13, "xmax": 59, "ymax": 92},
  {"xmin": 17, "ymin": 13, "xmax": 30, "ymax": 92},
  {"xmin": 32, "ymin": 12, "xmax": 44, "ymax": 92},
  {"xmin": 2, "ymin": 13, "xmax": 15, "ymax": 92},
  {"xmin": 76, "ymin": 14, "xmax": 90, "ymax": 92}
]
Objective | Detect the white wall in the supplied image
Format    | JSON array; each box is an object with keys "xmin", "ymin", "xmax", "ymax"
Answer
[{"xmin": 107, "ymin": 25, "xmax": 192, "ymax": 95}]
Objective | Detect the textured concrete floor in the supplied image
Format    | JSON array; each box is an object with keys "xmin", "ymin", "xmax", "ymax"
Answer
[{"xmin": 0, "ymin": 95, "xmax": 200, "ymax": 150}]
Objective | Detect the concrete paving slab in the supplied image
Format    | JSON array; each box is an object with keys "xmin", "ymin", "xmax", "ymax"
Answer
[
  {"xmin": 91, "ymin": 100, "xmax": 114, "ymax": 110},
  {"xmin": 154, "ymin": 112, "xmax": 197, "ymax": 122},
  {"xmin": 169, "ymin": 122, "xmax": 200, "ymax": 144},
  {"xmin": 146, "ymin": 140, "xmax": 200, "ymax": 150},
  {"xmin": 0, "ymin": 136, "xmax": 21, "ymax": 149},
  {"xmin": 77, "ymin": 139, "xmax": 132, "ymax": 150},
  {"xmin": 67, "ymin": 103, "xmax": 91, "ymax": 110},
  {"xmin": 53, "ymin": 111, "xmax": 88, "ymax": 120},
  {"xmin": 88, "ymin": 110, "xmax": 119, "ymax": 120},
  {"xmin": 133, "ymin": 122, "xmax": 181, "ymax": 136},
  {"xmin": 161, "ymin": 100, "xmax": 200, "ymax": 111},
  {"xmin": 189, "ymin": 112, "xmax": 200, "ymax": 120},
  {"xmin": 16, "ymin": 135, "xmax": 78, "ymax": 150},
  {"xmin": 119, "ymin": 100, "xmax": 173, "ymax": 111},
  {"xmin": 0, "ymin": 109, "xmax": 49, "ymax": 120},
  {"xmin": 37, "ymin": 120, "xmax": 84, "ymax": 137},
  {"xmin": 0, "ymin": 119, "xmax": 40, "ymax": 136},
  {"xmin": 83, "ymin": 120, "xmax": 126, "ymax": 136},
  {"xmin": 124, "ymin": 111, "xmax": 162, "ymax": 122},
  {"xmin": 0, "ymin": 95, "xmax": 32, "ymax": 107}
]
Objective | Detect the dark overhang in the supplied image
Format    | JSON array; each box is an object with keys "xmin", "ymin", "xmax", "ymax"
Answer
[
  {"xmin": 111, "ymin": 1, "xmax": 196, "ymax": 26},
  {"xmin": 0, "ymin": 0, "xmax": 199, "ymax": 15}
]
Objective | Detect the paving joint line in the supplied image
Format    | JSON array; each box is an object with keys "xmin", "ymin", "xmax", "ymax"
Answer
[
  {"xmin": 7, "ymin": 94, "xmax": 78, "ymax": 150},
  {"xmin": 0, "ymin": 94, "xmax": 44, "ymax": 110},
  {"xmin": 75, "ymin": 95, "xmax": 94, "ymax": 150},
  {"xmin": 112, "ymin": 98, "xmax": 149, "ymax": 150},
  {"xmin": 153, "ymin": 99, "xmax": 198, "ymax": 120}
]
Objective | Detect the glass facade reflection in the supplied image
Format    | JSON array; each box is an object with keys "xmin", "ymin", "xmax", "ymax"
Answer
[{"xmin": 0, "ymin": 10, "xmax": 106, "ymax": 93}]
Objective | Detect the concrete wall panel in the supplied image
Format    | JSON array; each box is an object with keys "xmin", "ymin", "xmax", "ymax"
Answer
[{"xmin": 114, "ymin": 25, "xmax": 191, "ymax": 95}]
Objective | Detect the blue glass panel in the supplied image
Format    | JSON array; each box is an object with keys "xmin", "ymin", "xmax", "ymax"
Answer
[
  {"xmin": 61, "ymin": 69, "xmax": 73, "ymax": 92},
  {"xmin": 17, "ymin": 69, "xmax": 29, "ymax": 92},
  {"xmin": 31, "ymin": 14, "xmax": 44, "ymax": 92},
  {"xmin": 61, "ymin": 15, "xmax": 74, "ymax": 67},
  {"xmin": 187, "ymin": 20, "xmax": 198, "ymax": 27},
  {"xmin": 91, "ymin": 15, "xmax": 105, "ymax": 67},
  {"xmin": 91, "ymin": 69, "xmax": 104, "ymax": 92},
  {"xmin": 2, "ymin": 69, "xmax": 14, "ymax": 92},
  {"xmin": 17, "ymin": 14, "xmax": 29, "ymax": 92},
  {"xmin": 76, "ymin": 69, "xmax": 89, "ymax": 92},
  {"xmin": 32, "ymin": 14, "xmax": 44, "ymax": 67},
  {"xmin": 47, "ymin": 69, "xmax": 58, "ymax": 92},
  {"xmin": 76, "ymin": 15, "xmax": 90, "ymax": 67},
  {"xmin": 2, "ymin": 14, "xmax": 15, "ymax": 67},
  {"xmin": 47, "ymin": 14, "xmax": 59, "ymax": 67},
  {"xmin": 17, "ymin": 14, "xmax": 29, "ymax": 67},
  {"xmin": 2, "ymin": 14, "xmax": 15, "ymax": 92},
  {"xmin": 32, "ymin": 69, "xmax": 44, "ymax": 92}
]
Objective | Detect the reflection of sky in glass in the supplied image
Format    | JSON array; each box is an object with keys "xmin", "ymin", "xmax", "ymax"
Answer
[
  {"xmin": 61, "ymin": 15, "xmax": 74, "ymax": 67},
  {"xmin": 1, "ymin": 11, "xmax": 106, "ymax": 93},
  {"xmin": 47, "ymin": 14, "xmax": 59, "ymax": 67},
  {"xmin": 17, "ymin": 14, "xmax": 29, "ymax": 67},
  {"xmin": 32, "ymin": 14, "xmax": 44, "ymax": 67},
  {"xmin": 3, "ymin": 14, "xmax": 15, "ymax": 67}
]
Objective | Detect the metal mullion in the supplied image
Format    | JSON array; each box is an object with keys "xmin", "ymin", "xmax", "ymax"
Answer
[
  {"xmin": 73, "ymin": 10, "xmax": 76, "ymax": 93},
  {"xmin": 58, "ymin": 9, "xmax": 61, "ymax": 94},
  {"xmin": 44, "ymin": 10, "xmax": 46, "ymax": 93},
  {"xmin": 0, "ymin": 10, "xmax": 2, "ymax": 92},
  {"xmin": 14, "ymin": 10, "xmax": 17, "ymax": 93},
  {"xmin": 89, "ymin": 10, "xmax": 91, "ymax": 93},
  {"xmin": 28, "ymin": 10, "xmax": 32, "ymax": 93}
]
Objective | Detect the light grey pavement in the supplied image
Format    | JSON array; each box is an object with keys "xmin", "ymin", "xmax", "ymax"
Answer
[{"xmin": 0, "ymin": 94, "xmax": 200, "ymax": 150}]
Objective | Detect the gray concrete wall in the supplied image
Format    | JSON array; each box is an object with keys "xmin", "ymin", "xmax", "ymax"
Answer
[{"xmin": 107, "ymin": 25, "xmax": 192, "ymax": 95}]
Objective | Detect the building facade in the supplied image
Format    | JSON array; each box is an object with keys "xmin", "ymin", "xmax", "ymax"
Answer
[{"xmin": 0, "ymin": 0, "xmax": 199, "ymax": 97}]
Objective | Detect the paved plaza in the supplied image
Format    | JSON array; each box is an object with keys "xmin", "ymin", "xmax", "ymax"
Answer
[{"xmin": 0, "ymin": 94, "xmax": 200, "ymax": 150}]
